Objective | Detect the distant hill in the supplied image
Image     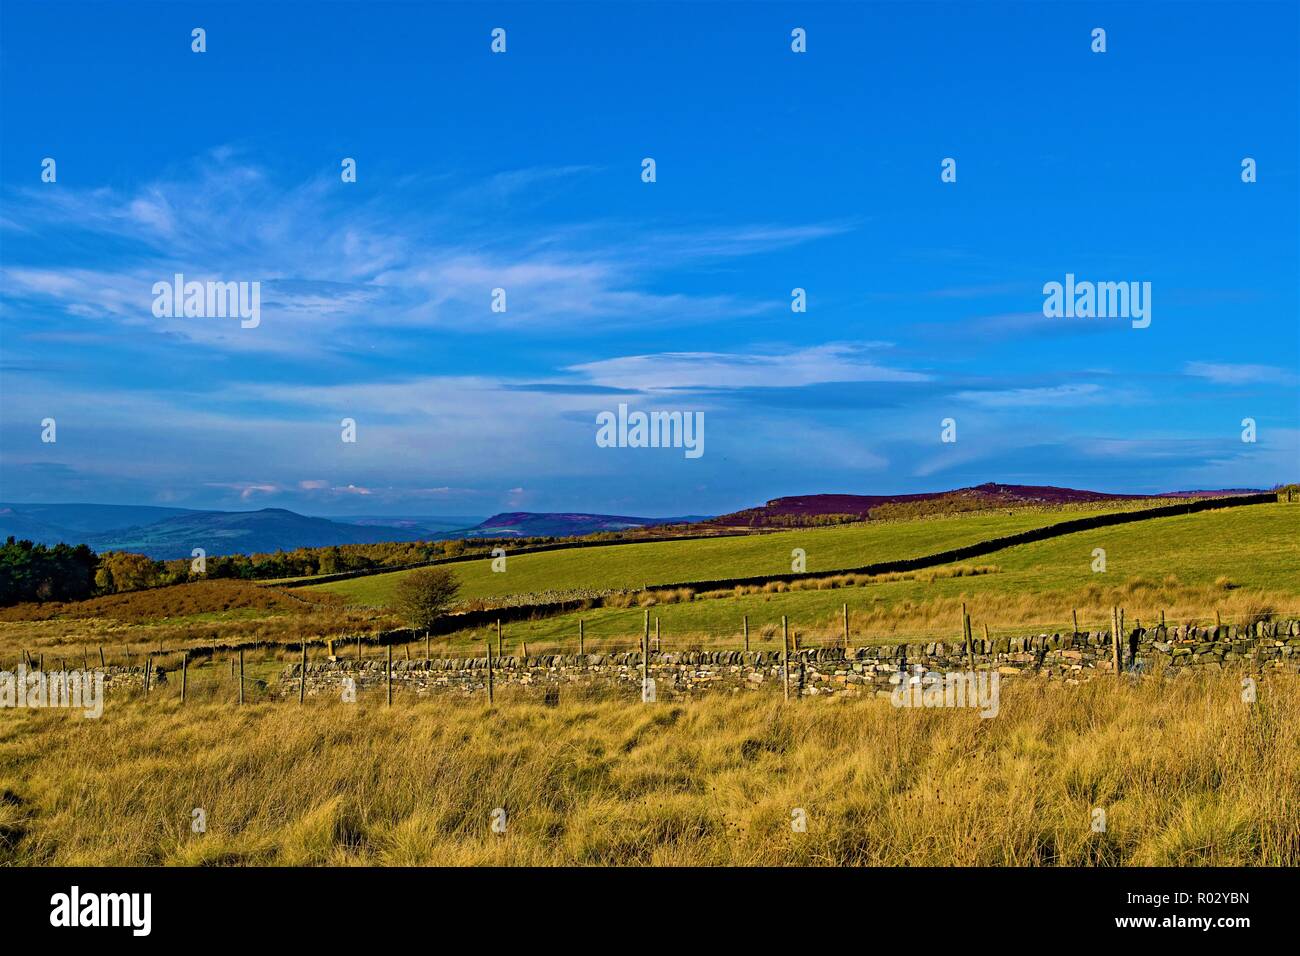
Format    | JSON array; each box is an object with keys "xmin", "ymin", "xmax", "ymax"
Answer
[
  {"xmin": 0, "ymin": 503, "xmax": 457, "ymax": 559},
  {"xmin": 0, "ymin": 503, "xmax": 198, "ymax": 544},
  {"xmin": 464, "ymin": 512, "xmax": 708, "ymax": 538},
  {"xmin": 330, "ymin": 515, "xmax": 486, "ymax": 537},
  {"xmin": 0, "ymin": 509, "xmax": 80, "ymax": 545},
  {"xmin": 0, "ymin": 502, "xmax": 705, "ymax": 556},
  {"xmin": 702, "ymin": 482, "xmax": 1259, "ymax": 528},
  {"xmin": 80, "ymin": 509, "xmax": 436, "ymax": 559}
]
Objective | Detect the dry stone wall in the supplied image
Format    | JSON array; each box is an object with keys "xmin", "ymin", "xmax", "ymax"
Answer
[{"xmin": 280, "ymin": 620, "xmax": 1300, "ymax": 701}]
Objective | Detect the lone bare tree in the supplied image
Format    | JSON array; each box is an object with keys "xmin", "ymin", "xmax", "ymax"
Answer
[{"xmin": 393, "ymin": 566, "xmax": 461, "ymax": 633}]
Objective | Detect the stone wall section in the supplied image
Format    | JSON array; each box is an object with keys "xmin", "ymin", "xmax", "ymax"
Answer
[{"xmin": 278, "ymin": 620, "xmax": 1300, "ymax": 701}]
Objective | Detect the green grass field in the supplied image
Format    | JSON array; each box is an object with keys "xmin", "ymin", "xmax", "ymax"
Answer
[
  {"xmin": 407, "ymin": 503, "xmax": 1300, "ymax": 656},
  {"xmin": 5, "ymin": 501, "xmax": 1290, "ymax": 664},
  {"xmin": 306, "ymin": 503, "xmax": 1176, "ymax": 607}
]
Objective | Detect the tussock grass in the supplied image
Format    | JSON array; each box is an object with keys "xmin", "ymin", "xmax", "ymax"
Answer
[
  {"xmin": 0, "ymin": 579, "xmax": 333, "ymax": 624},
  {"xmin": 1, "ymin": 673, "xmax": 1297, "ymax": 866},
  {"xmin": 0, "ymin": 586, "xmax": 392, "ymax": 662}
]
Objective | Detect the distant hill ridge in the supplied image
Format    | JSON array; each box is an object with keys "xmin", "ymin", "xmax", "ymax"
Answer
[
  {"xmin": 703, "ymin": 482, "xmax": 1263, "ymax": 528},
  {"xmin": 465, "ymin": 512, "xmax": 707, "ymax": 538},
  {"xmin": 0, "ymin": 503, "xmax": 700, "ymax": 558},
  {"xmin": 0, "ymin": 483, "xmax": 1270, "ymax": 557},
  {"xmin": 0, "ymin": 506, "xmax": 441, "ymax": 560}
]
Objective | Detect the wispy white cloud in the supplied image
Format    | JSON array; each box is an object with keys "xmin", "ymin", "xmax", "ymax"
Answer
[
  {"xmin": 643, "ymin": 222, "xmax": 856, "ymax": 259},
  {"xmin": 203, "ymin": 481, "xmax": 281, "ymax": 502},
  {"xmin": 569, "ymin": 344, "xmax": 928, "ymax": 391},
  {"xmin": 1183, "ymin": 362, "xmax": 1298, "ymax": 387},
  {"xmin": 953, "ymin": 383, "xmax": 1107, "ymax": 408},
  {"xmin": 1, "ymin": 151, "xmax": 844, "ymax": 349}
]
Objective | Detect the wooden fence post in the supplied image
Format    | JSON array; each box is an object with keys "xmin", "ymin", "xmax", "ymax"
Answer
[
  {"xmin": 654, "ymin": 616, "xmax": 660, "ymax": 652},
  {"xmin": 386, "ymin": 643, "xmax": 393, "ymax": 706},
  {"xmin": 1072, "ymin": 608, "xmax": 1078, "ymax": 635},
  {"xmin": 143, "ymin": 656, "xmax": 151, "ymax": 694},
  {"xmin": 300, "ymin": 641, "xmax": 308, "ymax": 704},
  {"xmin": 781, "ymin": 615, "xmax": 790, "ymax": 702},
  {"xmin": 356, "ymin": 633, "xmax": 362, "ymax": 661},
  {"xmin": 496, "ymin": 618, "xmax": 502, "ymax": 656},
  {"xmin": 960, "ymin": 602, "xmax": 971, "ymax": 668},
  {"xmin": 425, "ymin": 630, "xmax": 430, "ymax": 663},
  {"xmin": 743, "ymin": 615, "xmax": 749, "ymax": 652},
  {"xmin": 1111, "ymin": 607, "xmax": 1122, "ymax": 683},
  {"xmin": 641, "ymin": 625, "xmax": 649, "ymax": 695},
  {"xmin": 843, "ymin": 603, "xmax": 849, "ymax": 650},
  {"xmin": 181, "ymin": 652, "xmax": 188, "ymax": 703},
  {"xmin": 485, "ymin": 640, "xmax": 494, "ymax": 705},
  {"xmin": 579, "ymin": 619, "xmax": 585, "ymax": 655},
  {"xmin": 99, "ymin": 646, "xmax": 106, "ymax": 669},
  {"xmin": 238, "ymin": 649, "xmax": 245, "ymax": 704}
]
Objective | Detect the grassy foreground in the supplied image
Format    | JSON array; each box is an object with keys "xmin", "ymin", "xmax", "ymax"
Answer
[{"xmin": 2, "ymin": 673, "xmax": 1296, "ymax": 866}]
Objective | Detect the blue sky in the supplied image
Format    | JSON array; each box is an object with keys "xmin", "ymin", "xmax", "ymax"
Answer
[{"xmin": 1, "ymin": 1, "xmax": 1296, "ymax": 517}]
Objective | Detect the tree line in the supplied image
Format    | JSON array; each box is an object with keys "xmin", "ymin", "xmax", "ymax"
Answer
[
  {"xmin": 1, "ymin": 533, "xmax": 595, "ymax": 606},
  {"xmin": 0, "ymin": 538, "xmax": 98, "ymax": 604}
]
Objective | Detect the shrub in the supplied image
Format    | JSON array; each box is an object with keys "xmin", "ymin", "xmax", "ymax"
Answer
[{"xmin": 392, "ymin": 567, "xmax": 461, "ymax": 631}]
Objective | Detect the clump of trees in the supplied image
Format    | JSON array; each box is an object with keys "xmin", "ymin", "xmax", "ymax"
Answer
[
  {"xmin": 393, "ymin": 566, "xmax": 461, "ymax": 632},
  {"xmin": 867, "ymin": 494, "xmax": 1000, "ymax": 521},
  {"xmin": 0, "ymin": 537, "xmax": 97, "ymax": 604},
  {"xmin": 95, "ymin": 551, "xmax": 164, "ymax": 592},
  {"xmin": 705, "ymin": 510, "xmax": 867, "ymax": 528}
]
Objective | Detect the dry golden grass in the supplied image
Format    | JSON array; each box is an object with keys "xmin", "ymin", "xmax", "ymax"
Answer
[
  {"xmin": 0, "ymin": 581, "xmax": 393, "ymax": 662},
  {"xmin": 1, "ymin": 672, "xmax": 1297, "ymax": 866},
  {"xmin": 813, "ymin": 577, "xmax": 1298, "ymax": 644},
  {"xmin": 1, "ymin": 573, "xmax": 1295, "ymax": 667},
  {"xmin": 0, "ymin": 579, "xmax": 324, "ymax": 624},
  {"xmin": 420, "ymin": 576, "xmax": 1300, "ymax": 659}
]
